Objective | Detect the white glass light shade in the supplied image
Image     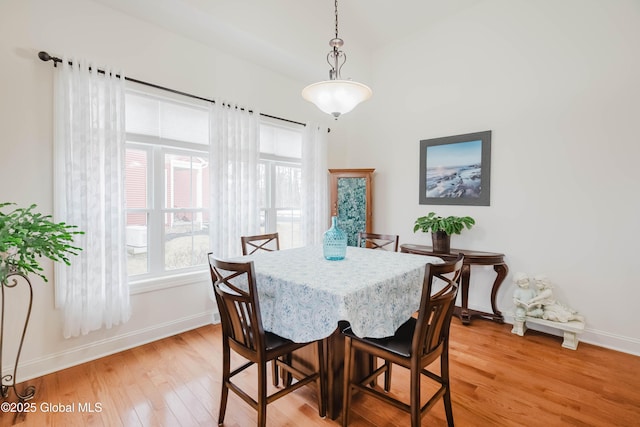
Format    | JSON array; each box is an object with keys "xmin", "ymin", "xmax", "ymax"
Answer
[{"xmin": 302, "ymin": 80, "xmax": 372, "ymax": 118}]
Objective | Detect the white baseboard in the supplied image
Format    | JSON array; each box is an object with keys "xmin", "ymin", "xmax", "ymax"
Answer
[
  {"xmin": 10, "ymin": 310, "xmax": 221, "ymax": 384},
  {"xmin": 503, "ymin": 312, "xmax": 640, "ymax": 356}
]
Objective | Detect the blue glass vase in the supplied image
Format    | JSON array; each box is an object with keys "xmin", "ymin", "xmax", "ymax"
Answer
[{"xmin": 323, "ymin": 216, "xmax": 347, "ymax": 260}]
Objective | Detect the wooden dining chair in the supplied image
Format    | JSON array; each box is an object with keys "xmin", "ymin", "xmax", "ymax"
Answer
[
  {"xmin": 357, "ymin": 232, "xmax": 399, "ymax": 251},
  {"xmin": 241, "ymin": 232, "xmax": 280, "ymax": 255},
  {"xmin": 341, "ymin": 253, "xmax": 464, "ymax": 427},
  {"xmin": 208, "ymin": 254, "xmax": 326, "ymax": 427},
  {"xmin": 240, "ymin": 232, "xmax": 283, "ymax": 387}
]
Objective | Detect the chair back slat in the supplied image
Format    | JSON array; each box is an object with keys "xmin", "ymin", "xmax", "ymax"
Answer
[
  {"xmin": 241, "ymin": 233, "xmax": 280, "ymax": 255},
  {"xmin": 357, "ymin": 232, "xmax": 399, "ymax": 251},
  {"xmin": 414, "ymin": 254, "xmax": 464, "ymax": 357},
  {"xmin": 208, "ymin": 255, "xmax": 264, "ymax": 352}
]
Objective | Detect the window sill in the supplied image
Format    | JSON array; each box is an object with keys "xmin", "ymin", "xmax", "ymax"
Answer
[{"xmin": 129, "ymin": 269, "xmax": 209, "ymax": 295}]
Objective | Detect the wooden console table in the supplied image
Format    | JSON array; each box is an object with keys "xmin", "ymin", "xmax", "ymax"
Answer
[{"xmin": 400, "ymin": 244, "xmax": 509, "ymax": 325}]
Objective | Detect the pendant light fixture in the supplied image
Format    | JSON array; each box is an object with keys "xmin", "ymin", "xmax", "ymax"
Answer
[{"xmin": 302, "ymin": 0, "xmax": 372, "ymax": 119}]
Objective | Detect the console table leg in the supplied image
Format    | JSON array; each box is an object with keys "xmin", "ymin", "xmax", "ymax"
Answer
[
  {"xmin": 491, "ymin": 263, "xmax": 508, "ymax": 323},
  {"xmin": 400, "ymin": 244, "xmax": 509, "ymax": 326},
  {"xmin": 459, "ymin": 265, "xmax": 472, "ymax": 325}
]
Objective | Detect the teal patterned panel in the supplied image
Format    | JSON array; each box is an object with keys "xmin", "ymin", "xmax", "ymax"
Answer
[{"xmin": 337, "ymin": 177, "xmax": 367, "ymax": 246}]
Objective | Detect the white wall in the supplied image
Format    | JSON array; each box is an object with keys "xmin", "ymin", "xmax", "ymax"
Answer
[
  {"xmin": 0, "ymin": 0, "xmax": 331, "ymax": 381},
  {"xmin": 342, "ymin": 0, "xmax": 640, "ymax": 354}
]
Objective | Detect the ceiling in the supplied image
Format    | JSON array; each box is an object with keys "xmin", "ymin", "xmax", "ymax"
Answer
[{"xmin": 91, "ymin": 0, "xmax": 483, "ymax": 82}]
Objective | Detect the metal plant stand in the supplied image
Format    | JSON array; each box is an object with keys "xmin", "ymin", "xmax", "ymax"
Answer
[{"xmin": 1, "ymin": 268, "xmax": 36, "ymax": 401}]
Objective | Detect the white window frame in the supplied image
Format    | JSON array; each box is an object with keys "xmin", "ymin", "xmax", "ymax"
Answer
[{"xmin": 125, "ymin": 87, "xmax": 211, "ymax": 288}]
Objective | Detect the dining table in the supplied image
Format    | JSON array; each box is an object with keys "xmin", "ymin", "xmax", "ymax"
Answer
[{"xmin": 239, "ymin": 244, "xmax": 444, "ymax": 419}]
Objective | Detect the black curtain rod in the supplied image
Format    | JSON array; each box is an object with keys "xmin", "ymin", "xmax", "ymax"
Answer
[{"xmin": 38, "ymin": 51, "xmax": 312, "ymax": 129}]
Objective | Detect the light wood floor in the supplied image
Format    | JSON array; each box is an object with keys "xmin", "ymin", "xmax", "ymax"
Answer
[{"xmin": 2, "ymin": 320, "xmax": 639, "ymax": 426}]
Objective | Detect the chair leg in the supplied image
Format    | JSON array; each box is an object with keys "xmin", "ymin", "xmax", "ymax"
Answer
[
  {"xmin": 368, "ymin": 355, "xmax": 376, "ymax": 387},
  {"xmin": 443, "ymin": 386, "xmax": 454, "ymax": 427},
  {"xmin": 316, "ymin": 340, "xmax": 327, "ymax": 417},
  {"xmin": 272, "ymin": 359, "xmax": 279, "ymax": 387},
  {"xmin": 384, "ymin": 361, "xmax": 392, "ymax": 392},
  {"xmin": 271, "ymin": 354, "xmax": 293, "ymax": 387},
  {"xmin": 342, "ymin": 337, "xmax": 354, "ymax": 427},
  {"xmin": 258, "ymin": 361, "xmax": 268, "ymax": 427},
  {"xmin": 410, "ymin": 365, "xmax": 421, "ymax": 427},
  {"xmin": 283, "ymin": 353, "xmax": 293, "ymax": 386},
  {"xmin": 218, "ymin": 345, "xmax": 230, "ymax": 426},
  {"xmin": 441, "ymin": 350, "xmax": 454, "ymax": 426}
]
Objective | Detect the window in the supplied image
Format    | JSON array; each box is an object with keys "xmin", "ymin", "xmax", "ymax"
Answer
[
  {"xmin": 258, "ymin": 120, "xmax": 303, "ymax": 249},
  {"xmin": 124, "ymin": 88, "xmax": 305, "ymax": 280},
  {"xmin": 125, "ymin": 90, "xmax": 210, "ymax": 279}
]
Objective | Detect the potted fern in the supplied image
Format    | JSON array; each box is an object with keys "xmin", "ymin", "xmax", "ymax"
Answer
[{"xmin": 413, "ymin": 212, "xmax": 475, "ymax": 253}]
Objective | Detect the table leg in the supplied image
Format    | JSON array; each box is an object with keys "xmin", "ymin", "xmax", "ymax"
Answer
[
  {"xmin": 490, "ymin": 263, "xmax": 508, "ymax": 323},
  {"xmin": 458, "ymin": 264, "xmax": 472, "ymax": 325},
  {"xmin": 293, "ymin": 324, "xmax": 374, "ymax": 420},
  {"xmin": 455, "ymin": 262, "xmax": 508, "ymax": 325},
  {"xmin": 325, "ymin": 330, "xmax": 343, "ymax": 420}
]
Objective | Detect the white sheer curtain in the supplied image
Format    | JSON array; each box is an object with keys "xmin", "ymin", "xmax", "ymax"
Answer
[
  {"xmin": 209, "ymin": 103, "xmax": 260, "ymax": 258},
  {"xmin": 301, "ymin": 124, "xmax": 329, "ymax": 244},
  {"xmin": 53, "ymin": 58, "xmax": 130, "ymax": 338}
]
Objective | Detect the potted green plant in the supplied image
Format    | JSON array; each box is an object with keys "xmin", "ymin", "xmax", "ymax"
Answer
[
  {"xmin": 413, "ymin": 212, "xmax": 475, "ymax": 253},
  {"xmin": 0, "ymin": 202, "xmax": 82, "ymax": 400},
  {"xmin": 0, "ymin": 203, "xmax": 82, "ymax": 284}
]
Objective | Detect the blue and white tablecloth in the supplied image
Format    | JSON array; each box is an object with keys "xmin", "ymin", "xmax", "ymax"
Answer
[{"xmin": 240, "ymin": 245, "xmax": 443, "ymax": 343}]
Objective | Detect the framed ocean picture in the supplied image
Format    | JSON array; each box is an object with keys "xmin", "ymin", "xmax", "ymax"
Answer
[{"xmin": 419, "ymin": 131, "xmax": 491, "ymax": 206}]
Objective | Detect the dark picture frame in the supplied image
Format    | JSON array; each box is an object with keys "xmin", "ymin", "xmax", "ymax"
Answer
[{"xmin": 419, "ymin": 130, "xmax": 491, "ymax": 206}]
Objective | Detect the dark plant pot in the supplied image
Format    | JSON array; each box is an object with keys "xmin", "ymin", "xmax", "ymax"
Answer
[{"xmin": 431, "ymin": 231, "xmax": 451, "ymax": 254}]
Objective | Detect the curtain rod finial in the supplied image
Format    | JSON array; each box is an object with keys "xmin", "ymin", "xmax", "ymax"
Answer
[{"xmin": 38, "ymin": 51, "xmax": 51, "ymax": 62}]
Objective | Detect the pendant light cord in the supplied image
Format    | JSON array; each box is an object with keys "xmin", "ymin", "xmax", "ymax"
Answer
[{"xmin": 334, "ymin": 0, "xmax": 339, "ymax": 39}]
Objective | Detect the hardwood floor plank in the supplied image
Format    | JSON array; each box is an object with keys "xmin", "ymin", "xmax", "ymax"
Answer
[
  {"xmin": 1, "ymin": 320, "xmax": 639, "ymax": 426},
  {"xmin": 123, "ymin": 382, "xmax": 160, "ymax": 427}
]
